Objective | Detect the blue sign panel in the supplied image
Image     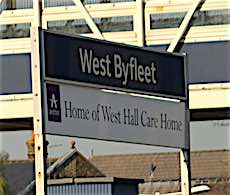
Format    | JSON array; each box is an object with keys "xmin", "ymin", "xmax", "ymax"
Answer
[{"xmin": 42, "ymin": 31, "xmax": 186, "ymax": 99}]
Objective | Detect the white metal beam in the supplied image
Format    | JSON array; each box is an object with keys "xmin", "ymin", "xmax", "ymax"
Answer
[
  {"xmin": 189, "ymin": 83, "xmax": 230, "ymax": 109},
  {"xmin": 146, "ymin": 24, "xmax": 230, "ymax": 46},
  {"xmin": 72, "ymin": 0, "xmax": 104, "ymax": 39},
  {"xmin": 145, "ymin": 0, "xmax": 228, "ymax": 13},
  {"xmin": 167, "ymin": 0, "xmax": 204, "ymax": 52},
  {"xmin": 0, "ymin": 38, "xmax": 31, "ymax": 54},
  {"xmin": 0, "ymin": 9, "xmax": 33, "ymax": 25},
  {"xmin": 42, "ymin": 2, "xmax": 136, "ymax": 20},
  {"xmin": 31, "ymin": 27, "xmax": 46, "ymax": 195},
  {"xmin": 32, "ymin": 0, "xmax": 46, "ymax": 194},
  {"xmin": 180, "ymin": 150, "xmax": 191, "ymax": 195},
  {"xmin": 0, "ymin": 94, "xmax": 33, "ymax": 119},
  {"xmin": 135, "ymin": 0, "xmax": 145, "ymax": 46}
]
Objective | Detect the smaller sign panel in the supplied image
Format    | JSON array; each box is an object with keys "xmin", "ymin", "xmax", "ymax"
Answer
[
  {"xmin": 43, "ymin": 31, "xmax": 186, "ymax": 99},
  {"xmin": 43, "ymin": 82, "xmax": 187, "ymax": 149},
  {"xmin": 46, "ymin": 83, "xmax": 62, "ymax": 122}
]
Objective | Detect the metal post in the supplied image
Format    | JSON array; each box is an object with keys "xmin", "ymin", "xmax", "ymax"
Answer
[
  {"xmin": 32, "ymin": 0, "xmax": 42, "ymax": 27},
  {"xmin": 167, "ymin": 0, "xmax": 204, "ymax": 52},
  {"xmin": 179, "ymin": 53, "xmax": 191, "ymax": 195},
  {"xmin": 31, "ymin": 0, "xmax": 46, "ymax": 194},
  {"xmin": 136, "ymin": 0, "xmax": 145, "ymax": 47},
  {"xmin": 180, "ymin": 149, "xmax": 191, "ymax": 195},
  {"xmin": 31, "ymin": 27, "xmax": 46, "ymax": 195},
  {"xmin": 167, "ymin": 3, "xmax": 192, "ymax": 188}
]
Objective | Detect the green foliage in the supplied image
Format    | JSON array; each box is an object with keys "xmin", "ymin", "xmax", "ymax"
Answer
[
  {"xmin": 0, "ymin": 151, "xmax": 9, "ymax": 194},
  {"xmin": 0, "ymin": 176, "xmax": 8, "ymax": 195}
]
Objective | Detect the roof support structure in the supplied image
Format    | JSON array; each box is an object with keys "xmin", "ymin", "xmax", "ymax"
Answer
[
  {"xmin": 72, "ymin": 0, "xmax": 104, "ymax": 40},
  {"xmin": 136, "ymin": 0, "xmax": 145, "ymax": 47},
  {"xmin": 167, "ymin": 0, "xmax": 204, "ymax": 52},
  {"xmin": 32, "ymin": 0, "xmax": 46, "ymax": 194},
  {"xmin": 166, "ymin": 1, "xmax": 206, "ymax": 195},
  {"xmin": 31, "ymin": 27, "xmax": 46, "ymax": 195}
]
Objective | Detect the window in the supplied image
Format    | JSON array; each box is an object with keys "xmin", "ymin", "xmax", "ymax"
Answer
[
  {"xmin": 150, "ymin": 9, "xmax": 230, "ymax": 29},
  {"xmin": 47, "ymin": 16, "xmax": 133, "ymax": 34}
]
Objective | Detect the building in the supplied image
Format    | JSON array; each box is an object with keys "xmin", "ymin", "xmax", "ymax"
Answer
[
  {"xmin": 1, "ymin": 147, "xmax": 228, "ymax": 194},
  {"xmin": 0, "ymin": 145, "xmax": 143, "ymax": 195},
  {"xmin": 47, "ymin": 177, "xmax": 143, "ymax": 195},
  {"xmin": 91, "ymin": 149, "xmax": 230, "ymax": 195}
]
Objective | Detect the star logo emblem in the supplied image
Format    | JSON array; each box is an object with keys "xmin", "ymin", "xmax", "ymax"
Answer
[{"xmin": 49, "ymin": 93, "xmax": 58, "ymax": 109}]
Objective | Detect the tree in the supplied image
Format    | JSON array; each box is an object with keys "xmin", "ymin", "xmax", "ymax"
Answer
[
  {"xmin": 0, "ymin": 150, "xmax": 9, "ymax": 194},
  {"xmin": 0, "ymin": 151, "xmax": 9, "ymax": 161}
]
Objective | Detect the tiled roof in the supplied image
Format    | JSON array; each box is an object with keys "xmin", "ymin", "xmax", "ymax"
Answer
[
  {"xmin": 48, "ymin": 148, "xmax": 105, "ymax": 179},
  {"xmin": 0, "ymin": 161, "xmax": 34, "ymax": 195},
  {"xmin": 91, "ymin": 149, "xmax": 230, "ymax": 182},
  {"xmin": 191, "ymin": 150, "xmax": 230, "ymax": 180}
]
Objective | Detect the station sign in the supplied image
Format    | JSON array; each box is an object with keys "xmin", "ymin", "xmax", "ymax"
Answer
[
  {"xmin": 43, "ymin": 82, "xmax": 187, "ymax": 148},
  {"xmin": 43, "ymin": 31, "xmax": 186, "ymax": 99},
  {"xmin": 41, "ymin": 30, "xmax": 188, "ymax": 149}
]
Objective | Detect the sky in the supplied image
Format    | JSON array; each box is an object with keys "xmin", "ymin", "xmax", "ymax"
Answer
[{"xmin": 0, "ymin": 120, "xmax": 229, "ymax": 160}]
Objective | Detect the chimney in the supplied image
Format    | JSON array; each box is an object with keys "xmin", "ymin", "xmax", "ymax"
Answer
[
  {"xmin": 70, "ymin": 140, "xmax": 76, "ymax": 149},
  {"xmin": 26, "ymin": 131, "xmax": 49, "ymax": 160},
  {"xmin": 26, "ymin": 138, "xmax": 35, "ymax": 160}
]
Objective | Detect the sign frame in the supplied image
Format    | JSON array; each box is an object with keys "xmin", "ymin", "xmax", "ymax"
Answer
[{"xmin": 40, "ymin": 29, "xmax": 189, "ymax": 150}]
